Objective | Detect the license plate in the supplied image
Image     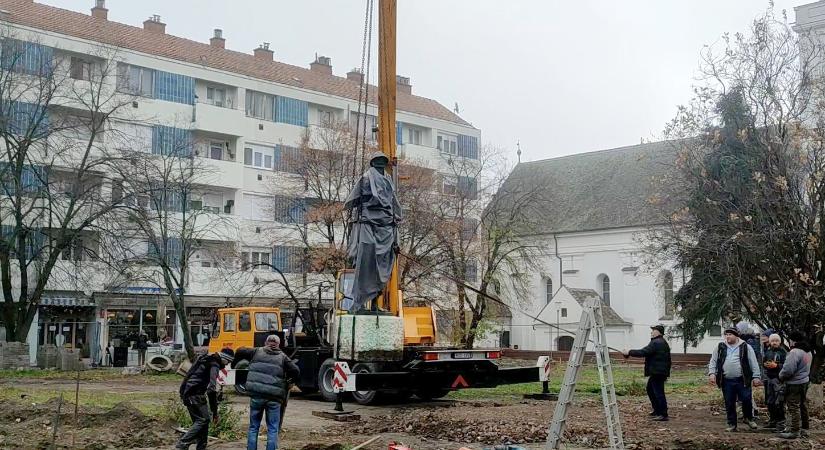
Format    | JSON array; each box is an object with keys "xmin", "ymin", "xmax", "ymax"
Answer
[{"xmin": 452, "ymin": 352, "xmax": 473, "ymax": 359}]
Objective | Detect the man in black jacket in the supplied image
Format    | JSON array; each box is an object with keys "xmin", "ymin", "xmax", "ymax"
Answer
[
  {"xmin": 235, "ymin": 335, "xmax": 300, "ymax": 450},
  {"xmin": 623, "ymin": 325, "xmax": 672, "ymax": 421},
  {"xmin": 176, "ymin": 348, "xmax": 234, "ymax": 450}
]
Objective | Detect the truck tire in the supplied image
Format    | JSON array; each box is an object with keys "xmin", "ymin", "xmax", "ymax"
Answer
[
  {"xmin": 233, "ymin": 359, "xmax": 250, "ymax": 396},
  {"xmin": 317, "ymin": 358, "xmax": 339, "ymax": 402},
  {"xmin": 351, "ymin": 363, "xmax": 380, "ymax": 405},
  {"xmin": 415, "ymin": 388, "xmax": 449, "ymax": 400}
]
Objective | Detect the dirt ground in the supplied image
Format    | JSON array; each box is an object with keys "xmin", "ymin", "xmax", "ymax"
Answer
[{"xmin": 1, "ymin": 375, "xmax": 823, "ymax": 450}]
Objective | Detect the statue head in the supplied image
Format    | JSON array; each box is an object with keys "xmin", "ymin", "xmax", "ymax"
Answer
[{"xmin": 369, "ymin": 152, "xmax": 389, "ymax": 173}]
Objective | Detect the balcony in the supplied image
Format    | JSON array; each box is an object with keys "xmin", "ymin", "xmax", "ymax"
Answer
[
  {"xmin": 198, "ymin": 157, "xmax": 244, "ymax": 190},
  {"xmin": 192, "ymin": 102, "xmax": 244, "ymax": 136},
  {"xmin": 398, "ymin": 143, "xmax": 439, "ymax": 169}
]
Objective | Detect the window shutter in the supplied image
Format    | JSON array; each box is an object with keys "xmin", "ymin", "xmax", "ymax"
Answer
[
  {"xmin": 275, "ymin": 96, "xmax": 308, "ymax": 127},
  {"xmin": 153, "ymin": 70, "xmax": 195, "ymax": 104}
]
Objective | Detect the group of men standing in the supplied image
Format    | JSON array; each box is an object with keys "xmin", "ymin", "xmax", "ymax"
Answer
[
  {"xmin": 175, "ymin": 335, "xmax": 299, "ymax": 450},
  {"xmin": 625, "ymin": 324, "xmax": 815, "ymax": 439}
]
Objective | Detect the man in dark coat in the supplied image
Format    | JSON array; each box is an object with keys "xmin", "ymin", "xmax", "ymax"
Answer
[
  {"xmin": 135, "ymin": 329, "xmax": 149, "ymax": 369},
  {"xmin": 235, "ymin": 335, "xmax": 300, "ymax": 450},
  {"xmin": 344, "ymin": 151, "xmax": 402, "ymax": 313},
  {"xmin": 623, "ymin": 325, "xmax": 672, "ymax": 421},
  {"xmin": 176, "ymin": 348, "xmax": 234, "ymax": 450},
  {"xmin": 762, "ymin": 333, "xmax": 787, "ymax": 429}
]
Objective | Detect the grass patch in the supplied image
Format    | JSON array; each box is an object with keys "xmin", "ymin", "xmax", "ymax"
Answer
[
  {"xmin": 0, "ymin": 368, "xmax": 179, "ymax": 383},
  {"xmin": 0, "ymin": 386, "xmax": 175, "ymax": 416},
  {"xmin": 448, "ymin": 365, "xmax": 707, "ymax": 400}
]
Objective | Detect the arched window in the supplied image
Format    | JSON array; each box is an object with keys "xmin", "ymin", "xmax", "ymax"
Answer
[
  {"xmin": 545, "ymin": 278, "xmax": 553, "ymax": 304},
  {"xmin": 662, "ymin": 271, "xmax": 675, "ymax": 318},
  {"xmin": 599, "ymin": 274, "xmax": 611, "ymax": 305}
]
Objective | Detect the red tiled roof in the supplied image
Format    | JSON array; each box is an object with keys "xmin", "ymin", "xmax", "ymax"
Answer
[{"xmin": 0, "ymin": 0, "xmax": 472, "ymax": 127}]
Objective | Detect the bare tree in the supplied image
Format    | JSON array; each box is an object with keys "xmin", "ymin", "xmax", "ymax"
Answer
[
  {"xmin": 0, "ymin": 29, "xmax": 137, "ymax": 343},
  {"xmin": 431, "ymin": 147, "xmax": 548, "ymax": 348},
  {"xmin": 105, "ymin": 128, "xmax": 235, "ymax": 359}
]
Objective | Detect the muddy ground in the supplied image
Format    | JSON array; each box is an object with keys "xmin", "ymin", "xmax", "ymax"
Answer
[{"xmin": 0, "ymin": 375, "xmax": 823, "ymax": 449}]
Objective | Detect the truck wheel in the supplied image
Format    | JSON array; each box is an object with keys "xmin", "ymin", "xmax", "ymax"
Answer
[
  {"xmin": 233, "ymin": 359, "xmax": 250, "ymax": 396},
  {"xmin": 317, "ymin": 358, "xmax": 339, "ymax": 402},
  {"xmin": 351, "ymin": 363, "xmax": 380, "ymax": 405},
  {"xmin": 415, "ymin": 388, "xmax": 449, "ymax": 400}
]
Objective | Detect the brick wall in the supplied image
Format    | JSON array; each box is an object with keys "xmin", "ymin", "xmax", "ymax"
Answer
[{"xmin": 0, "ymin": 342, "xmax": 30, "ymax": 369}]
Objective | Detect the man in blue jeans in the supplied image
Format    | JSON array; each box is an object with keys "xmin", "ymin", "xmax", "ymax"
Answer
[
  {"xmin": 707, "ymin": 327, "xmax": 763, "ymax": 432},
  {"xmin": 235, "ymin": 335, "xmax": 300, "ymax": 450}
]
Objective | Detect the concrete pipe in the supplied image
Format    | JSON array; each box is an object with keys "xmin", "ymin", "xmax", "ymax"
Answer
[{"xmin": 147, "ymin": 354, "xmax": 173, "ymax": 372}]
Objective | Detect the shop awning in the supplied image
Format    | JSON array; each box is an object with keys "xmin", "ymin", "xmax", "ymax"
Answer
[{"xmin": 40, "ymin": 295, "xmax": 94, "ymax": 307}]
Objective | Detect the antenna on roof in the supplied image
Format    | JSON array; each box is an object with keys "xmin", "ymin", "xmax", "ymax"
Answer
[
  {"xmin": 454, "ymin": 102, "xmax": 460, "ymax": 114},
  {"xmin": 517, "ymin": 140, "xmax": 522, "ymax": 163}
]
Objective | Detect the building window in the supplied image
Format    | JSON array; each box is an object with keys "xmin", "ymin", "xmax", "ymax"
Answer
[
  {"xmin": 599, "ymin": 274, "xmax": 610, "ymax": 305},
  {"xmin": 407, "ymin": 128, "xmax": 422, "ymax": 145},
  {"xmin": 661, "ymin": 271, "xmax": 675, "ymax": 318},
  {"xmin": 116, "ymin": 63, "xmax": 153, "ymax": 97},
  {"xmin": 275, "ymin": 96, "xmax": 309, "ymax": 127},
  {"xmin": 709, "ymin": 325, "xmax": 722, "ymax": 337},
  {"xmin": 545, "ymin": 278, "xmax": 553, "ymax": 304},
  {"xmin": 154, "ymin": 70, "xmax": 195, "ymax": 104},
  {"xmin": 206, "ymin": 86, "xmax": 227, "ymax": 107},
  {"xmin": 69, "ymin": 56, "xmax": 93, "ymax": 81},
  {"xmin": 209, "ymin": 141, "xmax": 223, "ymax": 160},
  {"xmin": 244, "ymin": 144, "xmax": 274, "ymax": 169},
  {"xmin": 317, "ymin": 109, "xmax": 334, "ymax": 126},
  {"xmin": 465, "ymin": 259, "xmax": 478, "ymax": 282},
  {"xmin": 457, "ymin": 176, "xmax": 478, "ymax": 200},
  {"xmin": 437, "ymin": 134, "xmax": 457, "ymax": 155},
  {"xmin": 61, "ymin": 238, "xmax": 88, "ymax": 262},
  {"xmin": 0, "ymin": 39, "xmax": 53, "ymax": 75},
  {"xmin": 561, "ymin": 308, "xmax": 567, "ymax": 318},
  {"xmin": 152, "ymin": 126, "xmax": 192, "ymax": 156},
  {"xmin": 245, "ymin": 90, "xmax": 275, "ymax": 121},
  {"xmin": 241, "ymin": 250, "xmax": 271, "ymax": 270},
  {"xmin": 457, "ymin": 134, "xmax": 479, "ymax": 159},
  {"xmin": 272, "ymin": 246, "xmax": 306, "ymax": 273}
]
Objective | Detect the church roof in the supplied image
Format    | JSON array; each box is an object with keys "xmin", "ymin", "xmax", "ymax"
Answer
[
  {"xmin": 567, "ymin": 288, "xmax": 631, "ymax": 326},
  {"xmin": 501, "ymin": 140, "xmax": 681, "ymax": 235}
]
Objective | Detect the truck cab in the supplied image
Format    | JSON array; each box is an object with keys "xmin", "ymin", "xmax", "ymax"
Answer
[{"xmin": 207, "ymin": 307, "xmax": 281, "ymax": 354}]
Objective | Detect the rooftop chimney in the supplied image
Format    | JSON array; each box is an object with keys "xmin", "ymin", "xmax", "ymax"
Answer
[
  {"xmin": 254, "ymin": 43, "xmax": 273, "ymax": 61},
  {"xmin": 143, "ymin": 15, "xmax": 166, "ymax": 34},
  {"xmin": 91, "ymin": 0, "xmax": 107, "ymax": 20},
  {"xmin": 396, "ymin": 75, "xmax": 411, "ymax": 95},
  {"xmin": 347, "ymin": 68, "xmax": 364, "ymax": 84},
  {"xmin": 210, "ymin": 29, "xmax": 225, "ymax": 49},
  {"xmin": 309, "ymin": 55, "xmax": 332, "ymax": 75}
]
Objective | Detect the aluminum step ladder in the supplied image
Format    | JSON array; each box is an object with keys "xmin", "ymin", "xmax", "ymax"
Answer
[{"xmin": 545, "ymin": 296, "xmax": 624, "ymax": 449}]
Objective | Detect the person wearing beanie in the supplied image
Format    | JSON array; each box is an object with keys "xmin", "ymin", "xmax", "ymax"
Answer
[
  {"xmin": 777, "ymin": 331, "xmax": 813, "ymax": 439},
  {"xmin": 235, "ymin": 334, "xmax": 300, "ymax": 450},
  {"xmin": 177, "ymin": 348, "xmax": 235, "ymax": 450},
  {"xmin": 707, "ymin": 327, "xmax": 762, "ymax": 432}
]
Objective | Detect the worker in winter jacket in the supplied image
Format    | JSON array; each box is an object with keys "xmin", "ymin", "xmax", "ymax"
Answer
[
  {"xmin": 235, "ymin": 335, "xmax": 300, "ymax": 450},
  {"xmin": 777, "ymin": 331, "xmax": 813, "ymax": 439},
  {"xmin": 177, "ymin": 348, "xmax": 235, "ymax": 450},
  {"xmin": 622, "ymin": 325, "xmax": 672, "ymax": 421},
  {"xmin": 707, "ymin": 327, "xmax": 762, "ymax": 432},
  {"xmin": 762, "ymin": 333, "xmax": 786, "ymax": 429}
]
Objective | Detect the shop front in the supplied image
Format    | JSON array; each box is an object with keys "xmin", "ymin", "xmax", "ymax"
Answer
[{"xmin": 37, "ymin": 293, "xmax": 97, "ymax": 363}]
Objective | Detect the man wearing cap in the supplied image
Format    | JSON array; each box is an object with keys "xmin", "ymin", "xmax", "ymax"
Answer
[
  {"xmin": 707, "ymin": 327, "xmax": 762, "ymax": 432},
  {"xmin": 176, "ymin": 348, "xmax": 235, "ymax": 450},
  {"xmin": 235, "ymin": 335, "xmax": 300, "ymax": 450},
  {"xmin": 622, "ymin": 325, "xmax": 672, "ymax": 421}
]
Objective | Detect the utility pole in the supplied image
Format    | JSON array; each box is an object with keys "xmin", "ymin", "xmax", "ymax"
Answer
[{"xmin": 378, "ymin": 0, "xmax": 399, "ymax": 314}]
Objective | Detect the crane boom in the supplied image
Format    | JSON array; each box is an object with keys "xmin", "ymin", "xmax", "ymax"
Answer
[{"xmin": 377, "ymin": 0, "xmax": 400, "ymax": 314}]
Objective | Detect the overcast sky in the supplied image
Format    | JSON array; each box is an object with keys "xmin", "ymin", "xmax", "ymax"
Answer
[{"xmin": 43, "ymin": 0, "xmax": 803, "ymax": 162}]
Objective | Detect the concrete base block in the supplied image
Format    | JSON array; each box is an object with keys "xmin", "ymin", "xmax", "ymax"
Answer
[
  {"xmin": 335, "ymin": 314, "xmax": 404, "ymax": 361},
  {"xmin": 0, "ymin": 341, "xmax": 30, "ymax": 369}
]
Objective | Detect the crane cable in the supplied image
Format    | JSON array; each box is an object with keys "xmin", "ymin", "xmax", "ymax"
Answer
[
  {"xmin": 353, "ymin": 0, "xmax": 375, "ymax": 175},
  {"xmin": 397, "ymin": 250, "xmax": 625, "ymax": 353}
]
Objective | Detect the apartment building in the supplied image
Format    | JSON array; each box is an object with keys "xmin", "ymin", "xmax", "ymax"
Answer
[{"xmin": 0, "ymin": 0, "xmax": 480, "ymax": 365}]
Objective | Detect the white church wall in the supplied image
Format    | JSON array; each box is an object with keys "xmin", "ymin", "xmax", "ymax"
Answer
[{"xmin": 507, "ymin": 227, "xmax": 720, "ymax": 354}]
